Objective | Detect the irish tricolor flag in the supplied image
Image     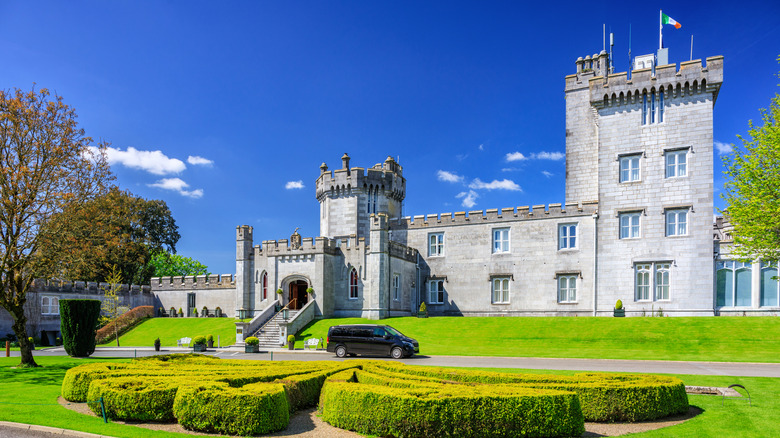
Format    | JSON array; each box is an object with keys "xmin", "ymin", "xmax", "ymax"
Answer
[{"xmin": 662, "ymin": 13, "xmax": 681, "ymax": 29}]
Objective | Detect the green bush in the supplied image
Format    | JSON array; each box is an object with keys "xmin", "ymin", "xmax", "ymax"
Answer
[
  {"xmin": 245, "ymin": 336, "xmax": 259, "ymax": 346},
  {"xmin": 87, "ymin": 377, "xmax": 179, "ymax": 421},
  {"xmin": 192, "ymin": 336, "xmax": 206, "ymax": 345},
  {"xmin": 60, "ymin": 299, "xmax": 101, "ymax": 357},
  {"xmin": 419, "ymin": 302, "xmax": 427, "ymax": 313},
  {"xmin": 615, "ymin": 299, "xmax": 623, "ymax": 310},
  {"xmin": 206, "ymin": 334, "xmax": 214, "ymax": 343},
  {"xmin": 95, "ymin": 305, "xmax": 154, "ymax": 344},
  {"xmin": 287, "ymin": 335, "xmax": 295, "ymax": 344}
]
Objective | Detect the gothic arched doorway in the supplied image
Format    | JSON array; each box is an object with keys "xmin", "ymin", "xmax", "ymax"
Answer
[{"xmin": 288, "ymin": 279, "xmax": 309, "ymax": 310}]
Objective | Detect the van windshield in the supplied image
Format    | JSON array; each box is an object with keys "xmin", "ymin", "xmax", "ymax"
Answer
[{"xmin": 384, "ymin": 326, "xmax": 405, "ymax": 337}]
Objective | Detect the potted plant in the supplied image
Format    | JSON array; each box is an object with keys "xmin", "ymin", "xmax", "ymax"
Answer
[
  {"xmin": 154, "ymin": 337, "xmax": 161, "ymax": 351},
  {"xmin": 418, "ymin": 302, "xmax": 428, "ymax": 318},
  {"xmin": 306, "ymin": 287, "xmax": 314, "ymax": 297},
  {"xmin": 276, "ymin": 288, "xmax": 284, "ymax": 296},
  {"xmin": 614, "ymin": 299, "xmax": 626, "ymax": 317},
  {"xmin": 170, "ymin": 307, "xmax": 177, "ymax": 318},
  {"xmin": 215, "ymin": 306, "xmax": 222, "ymax": 318},
  {"xmin": 245, "ymin": 336, "xmax": 259, "ymax": 353},
  {"xmin": 206, "ymin": 334, "xmax": 214, "ymax": 348},
  {"xmin": 178, "ymin": 307, "xmax": 184, "ymax": 318},
  {"xmin": 287, "ymin": 334, "xmax": 296, "ymax": 350},
  {"xmin": 192, "ymin": 336, "xmax": 207, "ymax": 352},
  {"xmin": 202, "ymin": 306, "xmax": 209, "ymax": 317},
  {"xmin": 158, "ymin": 307, "xmax": 164, "ymax": 317}
]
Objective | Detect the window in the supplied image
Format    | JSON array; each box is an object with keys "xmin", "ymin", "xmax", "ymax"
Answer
[
  {"xmin": 760, "ymin": 261, "xmax": 779, "ymax": 307},
  {"xmin": 492, "ymin": 277, "xmax": 510, "ymax": 304},
  {"xmin": 559, "ymin": 224, "xmax": 577, "ymax": 249},
  {"xmin": 665, "ymin": 150, "xmax": 687, "ymax": 178},
  {"xmin": 349, "ymin": 268, "xmax": 358, "ymax": 299},
  {"xmin": 659, "ymin": 90, "xmax": 665, "ymax": 122},
  {"xmin": 261, "ymin": 272, "xmax": 268, "ymax": 300},
  {"xmin": 393, "ymin": 274, "xmax": 400, "ymax": 301},
  {"xmin": 558, "ymin": 275, "xmax": 577, "ymax": 303},
  {"xmin": 642, "ymin": 90, "xmax": 664, "ymax": 125},
  {"xmin": 619, "ymin": 213, "xmax": 640, "ymax": 239},
  {"xmin": 41, "ymin": 296, "xmax": 59, "ymax": 315},
  {"xmin": 373, "ymin": 187, "xmax": 378, "ymax": 214},
  {"xmin": 492, "ymin": 228, "xmax": 510, "ymax": 253},
  {"xmin": 635, "ymin": 262, "xmax": 670, "ymax": 301},
  {"xmin": 717, "ymin": 261, "xmax": 752, "ymax": 307},
  {"xmin": 428, "ymin": 233, "xmax": 444, "ymax": 256},
  {"xmin": 619, "ymin": 155, "xmax": 640, "ymax": 182},
  {"xmin": 428, "ymin": 279, "xmax": 444, "ymax": 304},
  {"xmin": 666, "ymin": 209, "xmax": 688, "ymax": 236}
]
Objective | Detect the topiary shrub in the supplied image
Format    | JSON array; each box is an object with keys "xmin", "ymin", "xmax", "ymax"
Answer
[
  {"xmin": 206, "ymin": 334, "xmax": 213, "ymax": 343},
  {"xmin": 615, "ymin": 299, "xmax": 623, "ymax": 310},
  {"xmin": 192, "ymin": 336, "xmax": 206, "ymax": 345},
  {"xmin": 60, "ymin": 299, "xmax": 101, "ymax": 357},
  {"xmin": 95, "ymin": 305, "xmax": 154, "ymax": 344},
  {"xmin": 419, "ymin": 302, "xmax": 427, "ymax": 313},
  {"xmin": 245, "ymin": 336, "xmax": 259, "ymax": 346}
]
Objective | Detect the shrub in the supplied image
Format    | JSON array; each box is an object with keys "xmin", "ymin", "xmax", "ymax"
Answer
[
  {"xmin": 419, "ymin": 302, "xmax": 427, "ymax": 313},
  {"xmin": 95, "ymin": 306, "xmax": 154, "ymax": 344},
  {"xmin": 192, "ymin": 336, "xmax": 206, "ymax": 345},
  {"xmin": 206, "ymin": 334, "xmax": 214, "ymax": 343},
  {"xmin": 215, "ymin": 307, "xmax": 222, "ymax": 317},
  {"xmin": 245, "ymin": 336, "xmax": 259, "ymax": 346},
  {"xmin": 287, "ymin": 335, "xmax": 295, "ymax": 344},
  {"xmin": 201, "ymin": 306, "xmax": 208, "ymax": 316},
  {"xmin": 178, "ymin": 307, "xmax": 183, "ymax": 316},
  {"xmin": 276, "ymin": 288, "xmax": 283, "ymax": 295},
  {"xmin": 615, "ymin": 299, "xmax": 623, "ymax": 310},
  {"xmin": 169, "ymin": 306, "xmax": 176, "ymax": 316},
  {"xmin": 60, "ymin": 299, "xmax": 101, "ymax": 357},
  {"xmin": 306, "ymin": 287, "xmax": 314, "ymax": 294}
]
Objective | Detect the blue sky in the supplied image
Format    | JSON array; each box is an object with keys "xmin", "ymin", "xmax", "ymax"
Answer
[{"xmin": 2, "ymin": 1, "xmax": 778, "ymax": 276}]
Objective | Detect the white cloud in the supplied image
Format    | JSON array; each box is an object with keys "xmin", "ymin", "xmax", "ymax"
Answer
[
  {"xmin": 456, "ymin": 190, "xmax": 479, "ymax": 208},
  {"xmin": 469, "ymin": 178, "xmax": 522, "ymax": 191},
  {"xmin": 532, "ymin": 151, "xmax": 565, "ymax": 160},
  {"xmin": 542, "ymin": 171, "xmax": 554, "ymax": 178},
  {"xmin": 501, "ymin": 167, "xmax": 521, "ymax": 172},
  {"xmin": 148, "ymin": 178, "xmax": 203, "ymax": 198},
  {"xmin": 285, "ymin": 180, "xmax": 305, "ymax": 189},
  {"xmin": 456, "ymin": 154, "xmax": 468, "ymax": 161},
  {"xmin": 437, "ymin": 170, "xmax": 463, "ymax": 183},
  {"xmin": 187, "ymin": 155, "xmax": 213, "ymax": 166},
  {"xmin": 505, "ymin": 152, "xmax": 528, "ymax": 162},
  {"xmin": 715, "ymin": 141, "xmax": 733, "ymax": 155},
  {"xmin": 99, "ymin": 146, "xmax": 186, "ymax": 175},
  {"xmin": 478, "ymin": 144, "xmax": 484, "ymax": 151}
]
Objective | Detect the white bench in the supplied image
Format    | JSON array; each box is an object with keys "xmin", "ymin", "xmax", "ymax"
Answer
[
  {"xmin": 177, "ymin": 337, "xmax": 192, "ymax": 347},
  {"xmin": 304, "ymin": 338, "xmax": 321, "ymax": 350}
]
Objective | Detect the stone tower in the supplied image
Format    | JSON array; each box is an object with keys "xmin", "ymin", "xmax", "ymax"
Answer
[
  {"xmin": 235, "ymin": 225, "xmax": 254, "ymax": 315},
  {"xmin": 315, "ymin": 154, "xmax": 405, "ymax": 244}
]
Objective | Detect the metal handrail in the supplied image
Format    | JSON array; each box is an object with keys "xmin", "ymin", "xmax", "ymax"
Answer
[{"xmin": 283, "ymin": 298, "xmax": 297, "ymax": 311}]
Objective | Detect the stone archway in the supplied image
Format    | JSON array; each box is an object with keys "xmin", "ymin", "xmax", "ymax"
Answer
[{"xmin": 282, "ymin": 276, "xmax": 310, "ymax": 310}]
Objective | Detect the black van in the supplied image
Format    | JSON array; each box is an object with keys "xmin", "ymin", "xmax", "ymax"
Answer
[{"xmin": 326, "ymin": 324, "xmax": 419, "ymax": 359}]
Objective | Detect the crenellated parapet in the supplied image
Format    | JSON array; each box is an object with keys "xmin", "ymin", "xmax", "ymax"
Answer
[
  {"xmin": 316, "ymin": 154, "xmax": 405, "ymax": 202},
  {"xmin": 257, "ymin": 235, "xmax": 366, "ymax": 256},
  {"xmin": 390, "ymin": 201, "xmax": 598, "ymax": 230},
  {"xmin": 150, "ymin": 274, "xmax": 235, "ymax": 291},
  {"xmin": 389, "ymin": 241, "xmax": 418, "ymax": 262},
  {"xmin": 30, "ymin": 279, "xmax": 151, "ymax": 294}
]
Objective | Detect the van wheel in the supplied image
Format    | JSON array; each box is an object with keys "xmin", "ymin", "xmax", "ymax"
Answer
[
  {"xmin": 390, "ymin": 347, "xmax": 404, "ymax": 359},
  {"xmin": 335, "ymin": 345, "xmax": 347, "ymax": 358}
]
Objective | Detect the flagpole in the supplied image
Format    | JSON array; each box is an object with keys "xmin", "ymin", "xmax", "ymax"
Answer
[{"xmin": 659, "ymin": 10, "xmax": 663, "ymax": 50}]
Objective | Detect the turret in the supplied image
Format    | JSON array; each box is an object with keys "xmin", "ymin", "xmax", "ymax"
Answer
[{"xmin": 235, "ymin": 225, "xmax": 254, "ymax": 317}]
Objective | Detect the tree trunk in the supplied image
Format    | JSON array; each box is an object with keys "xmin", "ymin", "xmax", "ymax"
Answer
[
  {"xmin": 11, "ymin": 306, "xmax": 38, "ymax": 368},
  {"xmin": 115, "ymin": 322, "xmax": 119, "ymax": 347}
]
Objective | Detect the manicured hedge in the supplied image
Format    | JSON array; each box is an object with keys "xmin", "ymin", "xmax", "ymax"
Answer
[
  {"xmin": 95, "ymin": 305, "xmax": 154, "ymax": 344},
  {"xmin": 60, "ymin": 299, "xmax": 101, "ymax": 357}
]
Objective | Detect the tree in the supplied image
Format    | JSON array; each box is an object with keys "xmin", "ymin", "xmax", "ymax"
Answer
[
  {"xmin": 149, "ymin": 252, "xmax": 210, "ymax": 277},
  {"xmin": 100, "ymin": 265, "xmax": 124, "ymax": 347},
  {"xmin": 60, "ymin": 299, "xmax": 101, "ymax": 357},
  {"xmin": 723, "ymin": 59, "xmax": 780, "ymax": 262},
  {"xmin": 37, "ymin": 187, "xmax": 180, "ymax": 285},
  {"xmin": 0, "ymin": 87, "xmax": 112, "ymax": 367}
]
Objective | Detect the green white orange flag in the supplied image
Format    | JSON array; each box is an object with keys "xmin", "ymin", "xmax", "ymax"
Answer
[{"xmin": 662, "ymin": 13, "xmax": 681, "ymax": 29}]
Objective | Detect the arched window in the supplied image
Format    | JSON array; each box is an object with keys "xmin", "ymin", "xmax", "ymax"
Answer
[
  {"xmin": 367, "ymin": 186, "xmax": 372, "ymax": 213},
  {"xmin": 373, "ymin": 187, "xmax": 378, "ymax": 214},
  {"xmin": 262, "ymin": 272, "xmax": 268, "ymax": 300},
  {"xmin": 349, "ymin": 268, "xmax": 358, "ymax": 299}
]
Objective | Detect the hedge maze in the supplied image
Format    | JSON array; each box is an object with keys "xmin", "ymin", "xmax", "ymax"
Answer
[{"xmin": 61, "ymin": 354, "xmax": 688, "ymax": 437}]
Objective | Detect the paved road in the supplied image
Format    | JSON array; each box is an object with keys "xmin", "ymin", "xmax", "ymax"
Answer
[{"xmin": 9, "ymin": 347, "xmax": 780, "ymax": 377}]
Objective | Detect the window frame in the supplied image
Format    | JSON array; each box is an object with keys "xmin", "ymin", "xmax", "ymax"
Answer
[
  {"xmin": 491, "ymin": 277, "xmax": 510, "ymax": 304},
  {"xmin": 760, "ymin": 261, "xmax": 779, "ymax": 307},
  {"xmin": 492, "ymin": 228, "xmax": 510, "ymax": 254},
  {"xmin": 428, "ymin": 279, "xmax": 444, "ymax": 304},
  {"xmin": 557, "ymin": 275, "xmax": 577, "ymax": 303},
  {"xmin": 41, "ymin": 296, "xmax": 59, "ymax": 315},
  {"xmin": 665, "ymin": 149, "xmax": 688, "ymax": 178},
  {"xmin": 428, "ymin": 232, "xmax": 444, "ymax": 257},
  {"xmin": 619, "ymin": 212, "xmax": 641, "ymax": 239},
  {"xmin": 635, "ymin": 262, "xmax": 672, "ymax": 302},
  {"xmin": 558, "ymin": 223, "xmax": 577, "ymax": 250},
  {"xmin": 349, "ymin": 268, "xmax": 359, "ymax": 300},
  {"xmin": 261, "ymin": 272, "xmax": 268, "ymax": 300},
  {"xmin": 392, "ymin": 273, "xmax": 401, "ymax": 301},
  {"xmin": 619, "ymin": 155, "xmax": 641, "ymax": 183},
  {"xmin": 665, "ymin": 209, "xmax": 689, "ymax": 237},
  {"xmin": 717, "ymin": 260, "xmax": 753, "ymax": 307}
]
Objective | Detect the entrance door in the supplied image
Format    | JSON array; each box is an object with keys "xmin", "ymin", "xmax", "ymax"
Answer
[
  {"xmin": 288, "ymin": 280, "xmax": 309, "ymax": 310},
  {"xmin": 187, "ymin": 293, "xmax": 196, "ymax": 317}
]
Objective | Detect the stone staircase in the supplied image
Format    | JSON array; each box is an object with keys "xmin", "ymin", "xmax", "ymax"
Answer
[{"xmin": 249, "ymin": 310, "xmax": 298, "ymax": 348}]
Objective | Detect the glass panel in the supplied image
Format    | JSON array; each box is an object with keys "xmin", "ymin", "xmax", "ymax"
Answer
[
  {"xmin": 678, "ymin": 153, "xmax": 686, "ymax": 176},
  {"xmin": 717, "ymin": 268, "xmax": 733, "ymax": 307},
  {"xmin": 642, "ymin": 94, "xmax": 647, "ymax": 125},
  {"xmin": 666, "ymin": 153, "xmax": 675, "ymax": 177},
  {"xmin": 735, "ymin": 267, "xmax": 752, "ymax": 306},
  {"xmin": 760, "ymin": 266, "xmax": 778, "ymax": 307},
  {"xmin": 502, "ymin": 279, "xmax": 509, "ymax": 302},
  {"xmin": 659, "ymin": 90, "xmax": 664, "ymax": 122}
]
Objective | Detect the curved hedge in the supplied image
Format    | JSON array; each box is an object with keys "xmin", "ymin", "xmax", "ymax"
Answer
[{"xmin": 61, "ymin": 355, "xmax": 688, "ymax": 437}]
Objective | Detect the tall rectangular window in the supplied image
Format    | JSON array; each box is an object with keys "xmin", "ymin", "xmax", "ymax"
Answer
[
  {"xmin": 620, "ymin": 213, "xmax": 640, "ymax": 239},
  {"xmin": 492, "ymin": 277, "xmax": 510, "ymax": 304},
  {"xmin": 658, "ymin": 90, "xmax": 664, "ymax": 123},
  {"xmin": 655, "ymin": 263, "xmax": 670, "ymax": 300},
  {"xmin": 650, "ymin": 90, "xmax": 656, "ymax": 123},
  {"xmin": 428, "ymin": 279, "xmax": 444, "ymax": 304},
  {"xmin": 349, "ymin": 268, "xmax": 359, "ymax": 299},
  {"xmin": 717, "ymin": 261, "xmax": 753, "ymax": 307},
  {"xmin": 559, "ymin": 224, "xmax": 577, "ymax": 249},
  {"xmin": 642, "ymin": 93, "xmax": 648, "ymax": 125},
  {"xmin": 558, "ymin": 275, "xmax": 577, "ymax": 303},
  {"xmin": 635, "ymin": 263, "xmax": 652, "ymax": 301},
  {"xmin": 619, "ymin": 155, "xmax": 640, "ymax": 182},
  {"xmin": 760, "ymin": 261, "xmax": 779, "ymax": 307},
  {"xmin": 428, "ymin": 233, "xmax": 444, "ymax": 256},
  {"xmin": 393, "ymin": 274, "xmax": 400, "ymax": 301},
  {"xmin": 666, "ymin": 209, "xmax": 688, "ymax": 236},
  {"xmin": 665, "ymin": 150, "xmax": 687, "ymax": 178},
  {"xmin": 492, "ymin": 228, "xmax": 510, "ymax": 253}
]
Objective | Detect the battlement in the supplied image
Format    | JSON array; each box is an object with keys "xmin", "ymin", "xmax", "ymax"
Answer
[
  {"xmin": 390, "ymin": 201, "xmax": 598, "ymax": 230},
  {"xmin": 389, "ymin": 240, "xmax": 418, "ymax": 262},
  {"xmin": 257, "ymin": 235, "xmax": 366, "ymax": 256},
  {"xmin": 150, "ymin": 274, "xmax": 235, "ymax": 291},
  {"xmin": 31, "ymin": 279, "xmax": 152, "ymax": 294},
  {"xmin": 316, "ymin": 153, "xmax": 405, "ymax": 202}
]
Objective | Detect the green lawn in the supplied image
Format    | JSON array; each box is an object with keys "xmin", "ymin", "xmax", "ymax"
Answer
[
  {"xmin": 100, "ymin": 318, "xmax": 237, "ymax": 347},
  {"xmin": 0, "ymin": 355, "xmax": 777, "ymax": 438},
  {"xmin": 296, "ymin": 316, "xmax": 780, "ymax": 362}
]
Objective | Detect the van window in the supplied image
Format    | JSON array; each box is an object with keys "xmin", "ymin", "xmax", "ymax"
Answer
[
  {"xmin": 373, "ymin": 327, "xmax": 386, "ymax": 337},
  {"xmin": 353, "ymin": 328, "xmax": 372, "ymax": 337}
]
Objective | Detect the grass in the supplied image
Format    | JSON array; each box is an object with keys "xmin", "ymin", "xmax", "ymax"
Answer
[
  {"xmin": 1, "ymin": 355, "xmax": 777, "ymax": 438},
  {"xmin": 296, "ymin": 316, "xmax": 780, "ymax": 362},
  {"xmin": 99, "ymin": 318, "xmax": 237, "ymax": 347}
]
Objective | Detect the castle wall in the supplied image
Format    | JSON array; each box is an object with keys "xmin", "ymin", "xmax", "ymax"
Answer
[{"xmin": 151, "ymin": 274, "xmax": 236, "ymax": 317}]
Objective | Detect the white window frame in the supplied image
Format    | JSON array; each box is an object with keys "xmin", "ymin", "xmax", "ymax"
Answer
[
  {"xmin": 717, "ymin": 260, "xmax": 753, "ymax": 307},
  {"xmin": 619, "ymin": 155, "xmax": 641, "ymax": 183},
  {"xmin": 41, "ymin": 296, "xmax": 59, "ymax": 315},
  {"xmin": 635, "ymin": 262, "xmax": 671, "ymax": 302},
  {"xmin": 492, "ymin": 228, "xmax": 510, "ymax": 254},
  {"xmin": 557, "ymin": 275, "xmax": 577, "ymax": 303},
  {"xmin": 635, "ymin": 263, "xmax": 652, "ymax": 301},
  {"xmin": 666, "ymin": 209, "xmax": 689, "ymax": 237},
  {"xmin": 665, "ymin": 149, "xmax": 688, "ymax": 178},
  {"xmin": 558, "ymin": 223, "xmax": 577, "ymax": 250},
  {"xmin": 428, "ymin": 232, "xmax": 444, "ymax": 257},
  {"xmin": 642, "ymin": 90, "xmax": 664, "ymax": 125},
  {"xmin": 619, "ymin": 212, "xmax": 641, "ymax": 239},
  {"xmin": 655, "ymin": 263, "xmax": 671, "ymax": 301},
  {"xmin": 392, "ymin": 273, "xmax": 400, "ymax": 301},
  {"xmin": 491, "ymin": 277, "xmax": 510, "ymax": 304},
  {"xmin": 428, "ymin": 279, "xmax": 444, "ymax": 304}
]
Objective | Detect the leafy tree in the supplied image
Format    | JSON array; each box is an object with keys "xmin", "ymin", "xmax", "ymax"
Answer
[
  {"xmin": 149, "ymin": 252, "xmax": 210, "ymax": 277},
  {"xmin": 100, "ymin": 265, "xmax": 124, "ymax": 347},
  {"xmin": 37, "ymin": 186, "xmax": 180, "ymax": 285},
  {"xmin": 723, "ymin": 59, "xmax": 780, "ymax": 261},
  {"xmin": 0, "ymin": 87, "xmax": 112, "ymax": 367}
]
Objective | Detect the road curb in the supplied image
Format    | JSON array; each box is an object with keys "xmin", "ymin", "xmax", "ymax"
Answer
[{"xmin": 0, "ymin": 421, "xmax": 115, "ymax": 438}]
